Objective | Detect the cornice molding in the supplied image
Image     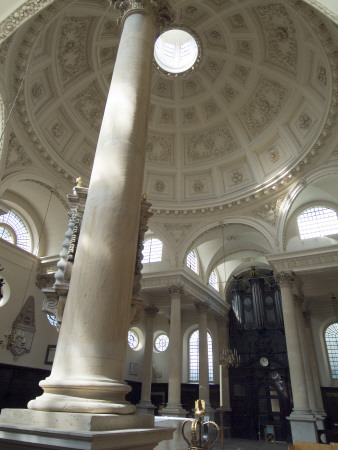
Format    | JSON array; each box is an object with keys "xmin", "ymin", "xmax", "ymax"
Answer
[
  {"xmin": 267, "ymin": 245, "xmax": 338, "ymax": 272},
  {"xmin": 142, "ymin": 269, "xmax": 228, "ymax": 317}
]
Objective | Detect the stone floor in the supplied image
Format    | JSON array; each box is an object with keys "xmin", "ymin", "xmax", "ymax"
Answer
[{"xmin": 215, "ymin": 438, "xmax": 289, "ymax": 449}]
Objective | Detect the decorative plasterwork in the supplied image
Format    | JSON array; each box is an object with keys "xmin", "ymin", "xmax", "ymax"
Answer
[
  {"xmin": 0, "ymin": 0, "xmax": 56, "ymax": 43},
  {"xmin": 254, "ymin": 4, "xmax": 298, "ymax": 71},
  {"xmin": 70, "ymin": 82, "xmax": 105, "ymax": 133},
  {"xmin": 57, "ymin": 16, "xmax": 92, "ymax": 85},
  {"xmin": 146, "ymin": 133, "xmax": 175, "ymax": 164},
  {"xmin": 6, "ymin": 133, "xmax": 32, "ymax": 168},
  {"xmin": 240, "ymin": 77, "xmax": 289, "ymax": 139},
  {"xmin": 255, "ymin": 196, "xmax": 285, "ymax": 226},
  {"xmin": 184, "ymin": 121, "xmax": 239, "ymax": 164}
]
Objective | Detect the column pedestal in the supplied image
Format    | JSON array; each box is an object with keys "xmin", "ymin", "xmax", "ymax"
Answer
[{"xmin": 0, "ymin": 409, "xmax": 174, "ymax": 450}]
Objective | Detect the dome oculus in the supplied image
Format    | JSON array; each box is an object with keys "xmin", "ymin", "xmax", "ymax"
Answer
[{"xmin": 154, "ymin": 29, "xmax": 199, "ymax": 75}]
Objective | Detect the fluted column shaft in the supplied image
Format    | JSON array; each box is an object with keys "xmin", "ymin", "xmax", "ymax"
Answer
[
  {"xmin": 139, "ymin": 307, "xmax": 158, "ymax": 407},
  {"xmin": 28, "ymin": 3, "xmax": 166, "ymax": 414},
  {"xmin": 196, "ymin": 302, "xmax": 210, "ymax": 407},
  {"xmin": 275, "ymin": 272, "xmax": 311, "ymax": 415}
]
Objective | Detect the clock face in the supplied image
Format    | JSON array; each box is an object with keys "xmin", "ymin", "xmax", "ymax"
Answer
[{"xmin": 260, "ymin": 357, "xmax": 269, "ymax": 367}]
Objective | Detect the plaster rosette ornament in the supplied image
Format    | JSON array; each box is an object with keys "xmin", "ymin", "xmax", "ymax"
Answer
[
  {"xmin": 7, "ymin": 296, "xmax": 36, "ymax": 357},
  {"xmin": 111, "ymin": 0, "xmax": 175, "ymax": 28}
]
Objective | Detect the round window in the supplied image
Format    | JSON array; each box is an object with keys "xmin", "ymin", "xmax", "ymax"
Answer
[
  {"xmin": 154, "ymin": 334, "xmax": 169, "ymax": 352},
  {"xmin": 128, "ymin": 329, "xmax": 139, "ymax": 350}
]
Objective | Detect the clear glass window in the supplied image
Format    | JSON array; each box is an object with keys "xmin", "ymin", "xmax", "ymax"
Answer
[
  {"xmin": 325, "ymin": 323, "xmax": 338, "ymax": 380},
  {"xmin": 209, "ymin": 270, "xmax": 219, "ymax": 291},
  {"xmin": 154, "ymin": 334, "xmax": 169, "ymax": 352},
  {"xmin": 297, "ymin": 207, "xmax": 338, "ymax": 239},
  {"xmin": 187, "ymin": 250, "xmax": 198, "ymax": 274},
  {"xmin": 0, "ymin": 211, "xmax": 32, "ymax": 252},
  {"xmin": 189, "ymin": 330, "xmax": 213, "ymax": 382},
  {"xmin": 142, "ymin": 238, "xmax": 163, "ymax": 263}
]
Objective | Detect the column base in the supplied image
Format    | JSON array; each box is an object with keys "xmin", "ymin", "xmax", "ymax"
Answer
[
  {"xmin": 137, "ymin": 401, "xmax": 156, "ymax": 415},
  {"xmin": 162, "ymin": 404, "xmax": 187, "ymax": 418},
  {"xmin": 287, "ymin": 411, "xmax": 318, "ymax": 443},
  {"xmin": 0, "ymin": 409, "xmax": 174, "ymax": 450}
]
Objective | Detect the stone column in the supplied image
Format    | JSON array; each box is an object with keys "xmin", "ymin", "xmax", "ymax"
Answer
[
  {"xmin": 28, "ymin": 1, "xmax": 173, "ymax": 415},
  {"xmin": 195, "ymin": 302, "xmax": 211, "ymax": 411},
  {"xmin": 217, "ymin": 317, "xmax": 231, "ymax": 412},
  {"xmin": 138, "ymin": 306, "xmax": 159, "ymax": 414},
  {"xmin": 303, "ymin": 311, "xmax": 327, "ymax": 429},
  {"xmin": 164, "ymin": 285, "xmax": 186, "ymax": 417},
  {"xmin": 294, "ymin": 296, "xmax": 319, "ymax": 415},
  {"xmin": 275, "ymin": 272, "xmax": 317, "ymax": 443}
]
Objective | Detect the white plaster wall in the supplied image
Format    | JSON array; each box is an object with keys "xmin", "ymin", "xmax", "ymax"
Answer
[
  {"xmin": 0, "ymin": 240, "xmax": 58, "ymax": 371},
  {"xmin": 310, "ymin": 304, "xmax": 337, "ymax": 387}
]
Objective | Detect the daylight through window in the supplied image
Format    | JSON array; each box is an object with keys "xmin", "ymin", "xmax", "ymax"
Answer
[
  {"xmin": 297, "ymin": 207, "xmax": 338, "ymax": 239},
  {"xmin": 142, "ymin": 238, "xmax": 163, "ymax": 263}
]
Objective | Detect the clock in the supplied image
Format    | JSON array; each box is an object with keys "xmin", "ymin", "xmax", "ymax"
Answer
[{"xmin": 259, "ymin": 357, "xmax": 269, "ymax": 367}]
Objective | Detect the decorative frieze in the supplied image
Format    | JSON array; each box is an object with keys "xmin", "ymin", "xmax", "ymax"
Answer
[{"xmin": 0, "ymin": 0, "xmax": 55, "ymax": 43}]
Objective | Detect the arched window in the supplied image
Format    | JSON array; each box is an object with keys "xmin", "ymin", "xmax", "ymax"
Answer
[
  {"xmin": 209, "ymin": 270, "xmax": 219, "ymax": 291},
  {"xmin": 297, "ymin": 207, "xmax": 338, "ymax": 240},
  {"xmin": 187, "ymin": 250, "xmax": 198, "ymax": 274},
  {"xmin": 189, "ymin": 330, "xmax": 213, "ymax": 382},
  {"xmin": 142, "ymin": 238, "xmax": 163, "ymax": 263},
  {"xmin": 325, "ymin": 323, "xmax": 338, "ymax": 380},
  {"xmin": 0, "ymin": 210, "xmax": 32, "ymax": 252}
]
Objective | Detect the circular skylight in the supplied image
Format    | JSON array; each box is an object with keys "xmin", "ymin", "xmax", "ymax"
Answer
[{"xmin": 154, "ymin": 29, "xmax": 199, "ymax": 75}]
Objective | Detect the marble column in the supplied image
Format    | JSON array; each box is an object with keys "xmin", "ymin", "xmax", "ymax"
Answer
[
  {"xmin": 164, "ymin": 286, "xmax": 186, "ymax": 417},
  {"xmin": 195, "ymin": 302, "xmax": 211, "ymax": 411},
  {"xmin": 27, "ymin": 1, "xmax": 173, "ymax": 415},
  {"xmin": 275, "ymin": 271, "xmax": 317, "ymax": 443},
  {"xmin": 138, "ymin": 306, "xmax": 159, "ymax": 414}
]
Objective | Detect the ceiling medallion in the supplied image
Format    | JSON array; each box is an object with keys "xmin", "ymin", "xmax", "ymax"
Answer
[{"xmin": 154, "ymin": 26, "xmax": 203, "ymax": 77}]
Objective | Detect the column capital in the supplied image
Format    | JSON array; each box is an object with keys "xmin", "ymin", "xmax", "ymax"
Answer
[
  {"xmin": 168, "ymin": 285, "xmax": 184, "ymax": 297},
  {"xmin": 275, "ymin": 270, "xmax": 295, "ymax": 288},
  {"xmin": 144, "ymin": 306, "xmax": 159, "ymax": 318},
  {"xmin": 195, "ymin": 301, "xmax": 209, "ymax": 314},
  {"xmin": 111, "ymin": 0, "xmax": 175, "ymax": 28}
]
